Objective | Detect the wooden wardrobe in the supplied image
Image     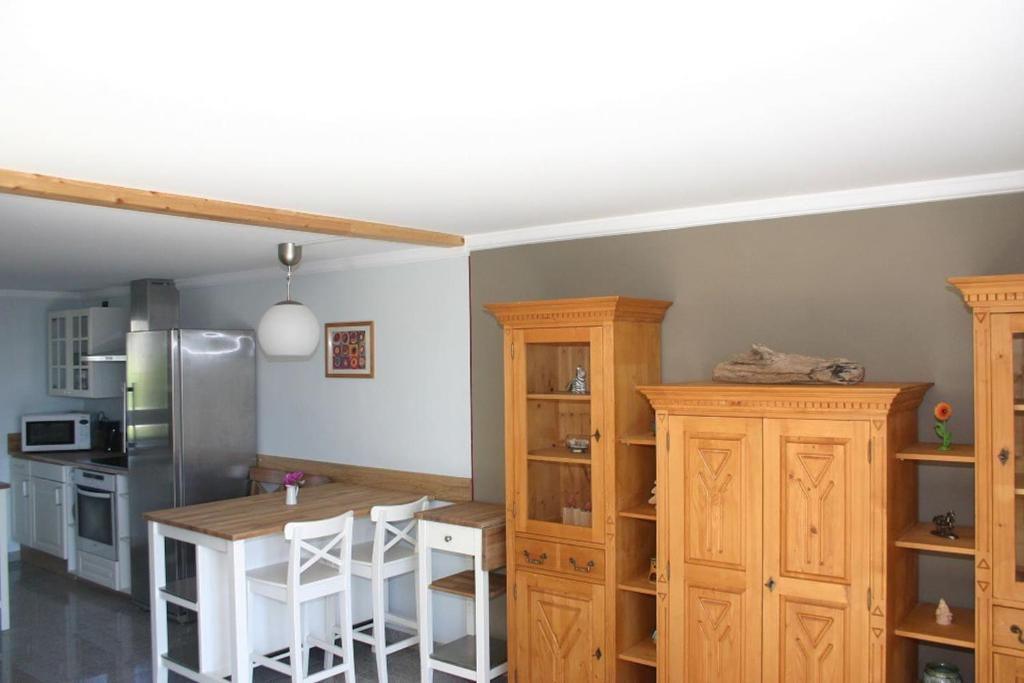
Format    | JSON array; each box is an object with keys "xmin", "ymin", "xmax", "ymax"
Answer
[
  {"xmin": 486, "ymin": 296, "xmax": 671, "ymax": 682},
  {"xmin": 639, "ymin": 382, "xmax": 931, "ymax": 682}
]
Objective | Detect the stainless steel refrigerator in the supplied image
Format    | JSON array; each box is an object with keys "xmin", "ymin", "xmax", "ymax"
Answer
[{"xmin": 126, "ymin": 329, "xmax": 257, "ymax": 607}]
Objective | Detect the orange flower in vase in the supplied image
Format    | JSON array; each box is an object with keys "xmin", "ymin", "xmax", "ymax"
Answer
[{"xmin": 933, "ymin": 402, "xmax": 953, "ymax": 451}]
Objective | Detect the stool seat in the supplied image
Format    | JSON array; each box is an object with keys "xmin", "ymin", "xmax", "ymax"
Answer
[
  {"xmin": 351, "ymin": 541, "xmax": 415, "ymax": 566},
  {"xmin": 248, "ymin": 560, "xmax": 347, "ymax": 589}
]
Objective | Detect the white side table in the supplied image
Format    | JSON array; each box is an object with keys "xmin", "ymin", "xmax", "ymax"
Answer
[
  {"xmin": 416, "ymin": 502, "xmax": 507, "ymax": 682},
  {"xmin": 1, "ymin": 483, "xmax": 10, "ymax": 631}
]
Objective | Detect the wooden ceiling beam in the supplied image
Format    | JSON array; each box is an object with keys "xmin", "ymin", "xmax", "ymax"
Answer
[{"xmin": 0, "ymin": 168, "xmax": 464, "ymax": 248}]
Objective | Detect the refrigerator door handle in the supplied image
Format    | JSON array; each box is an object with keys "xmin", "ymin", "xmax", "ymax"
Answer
[{"xmin": 123, "ymin": 382, "xmax": 135, "ymax": 450}]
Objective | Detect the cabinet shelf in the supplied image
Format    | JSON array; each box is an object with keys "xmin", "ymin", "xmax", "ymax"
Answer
[
  {"xmin": 895, "ymin": 442, "xmax": 975, "ymax": 464},
  {"xmin": 429, "ymin": 570, "xmax": 506, "ymax": 600},
  {"xmin": 894, "ymin": 523, "xmax": 975, "ymax": 556},
  {"xmin": 526, "ymin": 448, "xmax": 592, "ymax": 464},
  {"xmin": 618, "ymin": 638, "xmax": 657, "ymax": 667},
  {"xmin": 619, "ymin": 503, "xmax": 656, "ymax": 521},
  {"xmin": 620, "ymin": 433, "xmax": 656, "ymax": 446},
  {"xmin": 618, "ymin": 573, "xmax": 657, "ymax": 596},
  {"xmin": 526, "ymin": 392, "xmax": 591, "ymax": 402},
  {"xmin": 894, "ymin": 602, "xmax": 975, "ymax": 649}
]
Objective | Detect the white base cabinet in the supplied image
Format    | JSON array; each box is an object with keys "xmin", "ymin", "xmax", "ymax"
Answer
[{"xmin": 10, "ymin": 459, "xmax": 76, "ymax": 571}]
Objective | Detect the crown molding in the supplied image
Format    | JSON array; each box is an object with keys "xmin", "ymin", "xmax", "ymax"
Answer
[
  {"xmin": 465, "ymin": 169, "xmax": 1024, "ymax": 251},
  {"xmin": 0, "ymin": 288, "xmax": 80, "ymax": 300},
  {"xmin": 177, "ymin": 244, "xmax": 468, "ymax": 289}
]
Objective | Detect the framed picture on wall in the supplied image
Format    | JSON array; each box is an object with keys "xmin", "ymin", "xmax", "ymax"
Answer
[{"xmin": 324, "ymin": 321, "xmax": 374, "ymax": 378}]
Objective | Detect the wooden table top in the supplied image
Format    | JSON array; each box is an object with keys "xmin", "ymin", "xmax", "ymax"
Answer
[
  {"xmin": 415, "ymin": 501, "xmax": 506, "ymax": 529},
  {"xmin": 145, "ymin": 482, "xmax": 426, "ymax": 541}
]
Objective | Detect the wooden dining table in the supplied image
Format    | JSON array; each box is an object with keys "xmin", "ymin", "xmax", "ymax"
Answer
[{"xmin": 145, "ymin": 482, "xmax": 428, "ymax": 683}]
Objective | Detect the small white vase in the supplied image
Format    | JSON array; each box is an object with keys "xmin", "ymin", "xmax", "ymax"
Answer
[{"xmin": 285, "ymin": 485, "xmax": 299, "ymax": 505}]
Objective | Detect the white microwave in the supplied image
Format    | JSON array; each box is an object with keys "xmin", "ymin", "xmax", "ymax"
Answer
[{"xmin": 22, "ymin": 412, "xmax": 92, "ymax": 452}]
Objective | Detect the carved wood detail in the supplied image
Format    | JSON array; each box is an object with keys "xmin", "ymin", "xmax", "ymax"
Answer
[
  {"xmin": 781, "ymin": 438, "xmax": 850, "ymax": 582},
  {"xmin": 782, "ymin": 599, "xmax": 846, "ymax": 683},
  {"xmin": 687, "ymin": 586, "xmax": 743, "ymax": 682},
  {"xmin": 687, "ymin": 436, "xmax": 744, "ymax": 568}
]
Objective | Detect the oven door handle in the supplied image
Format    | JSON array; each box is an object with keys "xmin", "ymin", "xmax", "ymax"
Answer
[{"xmin": 76, "ymin": 488, "xmax": 113, "ymax": 500}]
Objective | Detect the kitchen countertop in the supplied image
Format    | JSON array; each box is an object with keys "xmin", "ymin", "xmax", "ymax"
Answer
[
  {"xmin": 146, "ymin": 482, "xmax": 425, "ymax": 541},
  {"xmin": 9, "ymin": 449, "xmax": 127, "ymax": 475}
]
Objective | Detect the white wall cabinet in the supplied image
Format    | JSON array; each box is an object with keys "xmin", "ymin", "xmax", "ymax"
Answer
[{"xmin": 47, "ymin": 306, "xmax": 127, "ymax": 398}]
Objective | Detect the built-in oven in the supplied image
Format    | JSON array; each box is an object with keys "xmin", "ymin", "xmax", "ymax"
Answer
[{"xmin": 73, "ymin": 468, "xmax": 119, "ymax": 561}]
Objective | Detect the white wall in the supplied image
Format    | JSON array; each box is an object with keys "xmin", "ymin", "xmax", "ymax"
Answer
[
  {"xmin": 179, "ymin": 255, "xmax": 473, "ymax": 479},
  {"xmin": 0, "ymin": 292, "xmax": 86, "ymax": 551}
]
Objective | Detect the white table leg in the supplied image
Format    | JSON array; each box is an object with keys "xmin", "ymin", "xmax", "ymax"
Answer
[
  {"xmin": 1, "ymin": 489, "xmax": 10, "ymax": 631},
  {"xmin": 227, "ymin": 540, "xmax": 251, "ymax": 683},
  {"xmin": 474, "ymin": 554, "xmax": 490, "ymax": 683},
  {"xmin": 417, "ymin": 533, "xmax": 433, "ymax": 683},
  {"xmin": 148, "ymin": 522, "xmax": 168, "ymax": 683}
]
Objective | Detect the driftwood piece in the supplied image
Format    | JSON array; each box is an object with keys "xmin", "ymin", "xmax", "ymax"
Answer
[{"xmin": 712, "ymin": 344, "xmax": 865, "ymax": 385}]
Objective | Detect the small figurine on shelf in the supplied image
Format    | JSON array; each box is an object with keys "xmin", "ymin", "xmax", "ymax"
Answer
[
  {"xmin": 931, "ymin": 511, "xmax": 959, "ymax": 540},
  {"xmin": 935, "ymin": 599, "xmax": 954, "ymax": 626},
  {"xmin": 648, "ymin": 483, "xmax": 657, "ymax": 506},
  {"xmin": 934, "ymin": 402, "xmax": 954, "ymax": 451},
  {"xmin": 567, "ymin": 366, "xmax": 588, "ymax": 394},
  {"xmin": 648, "ymin": 557, "xmax": 658, "ymax": 584}
]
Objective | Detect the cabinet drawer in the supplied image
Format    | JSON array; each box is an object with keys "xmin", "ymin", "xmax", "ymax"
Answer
[
  {"xmin": 10, "ymin": 458, "xmax": 30, "ymax": 477},
  {"xmin": 993, "ymin": 606, "xmax": 1024, "ymax": 651},
  {"xmin": 30, "ymin": 461, "xmax": 71, "ymax": 483},
  {"xmin": 423, "ymin": 521, "xmax": 479, "ymax": 556},
  {"xmin": 514, "ymin": 538, "xmax": 605, "ymax": 581}
]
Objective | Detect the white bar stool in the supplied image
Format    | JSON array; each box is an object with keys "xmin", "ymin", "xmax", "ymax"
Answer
[
  {"xmin": 344, "ymin": 496, "xmax": 430, "ymax": 683},
  {"xmin": 247, "ymin": 511, "xmax": 356, "ymax": 683}
]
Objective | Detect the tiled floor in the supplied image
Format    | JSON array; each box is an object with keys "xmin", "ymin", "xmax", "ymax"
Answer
[{"xmin": 0, "ymin": 561, "xmax": 505, "ymax": 682}]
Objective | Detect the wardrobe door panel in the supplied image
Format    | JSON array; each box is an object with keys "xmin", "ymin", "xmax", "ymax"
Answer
[{"xmin": 763, "ymin": 418, "xmax": 870, "ymax": 683}]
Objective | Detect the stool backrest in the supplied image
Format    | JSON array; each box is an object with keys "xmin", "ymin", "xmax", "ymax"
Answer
[
  {"xmin": 368, "ymin": 496, "xmax": 431, "ymax": 565},
  {"xmin": 283, "ymin": 511, "xmax": 354, "ymax": 588}
]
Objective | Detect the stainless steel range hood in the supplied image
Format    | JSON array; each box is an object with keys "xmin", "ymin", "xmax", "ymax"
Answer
[{"xmin": 84, "ymin": 278, "xmax": 180, "ymax": 362}]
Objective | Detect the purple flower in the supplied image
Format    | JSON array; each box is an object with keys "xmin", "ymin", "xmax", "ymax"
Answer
[{"xmin": 282, "ymin": 471, "xmax": 304, "ymax": 487}]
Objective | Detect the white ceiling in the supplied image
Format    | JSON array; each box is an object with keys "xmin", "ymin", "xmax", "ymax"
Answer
[{"xmin": 1, "ymin": 1, "xmax": 1022, "ymax": 291}]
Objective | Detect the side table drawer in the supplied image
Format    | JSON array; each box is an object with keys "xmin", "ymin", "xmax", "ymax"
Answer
[
  {"xmin": 994, "ymin": 606, "xmax": 1024, "ymax": 651},
  {"xmin": 424, "ymin": 521, "xmax": 479, "ymax": 556}
]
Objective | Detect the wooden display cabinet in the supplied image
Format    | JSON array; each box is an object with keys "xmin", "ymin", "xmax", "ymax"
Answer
[
  {"xmin": 486, "ymin": 296, "xmax": 670, "ymax": 683},
  {"xmin": 951, "ymin": 274, "xmax": 1024, "ymax": 683}
]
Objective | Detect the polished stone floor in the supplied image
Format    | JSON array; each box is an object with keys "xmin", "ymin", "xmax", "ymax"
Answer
[{"xmin": 0, "ymin": 560, "xmax": 505, "ymax": 682}]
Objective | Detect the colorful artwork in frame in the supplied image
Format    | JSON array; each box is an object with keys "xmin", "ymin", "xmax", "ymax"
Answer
[{"xmin": 324, "ymin": 321, "xmax": 374, "ymax": 378}]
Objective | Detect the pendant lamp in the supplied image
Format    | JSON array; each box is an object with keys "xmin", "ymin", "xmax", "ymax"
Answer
[{"xmin": 257, "ymin": 242, "xmax": 320, "ymax": 357}]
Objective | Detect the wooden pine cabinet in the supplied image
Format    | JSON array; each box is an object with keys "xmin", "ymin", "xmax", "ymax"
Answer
[
  {"xmin": 641, "ymin": 382, "xmax": 930, "ymax": 683},
  {"xmin": 487, "ymin": 297, "xmax": 670, "ymax": 683},
  {"xmin": 951, "ymin": 274, "xmax": 1024, "ymax": 683}
]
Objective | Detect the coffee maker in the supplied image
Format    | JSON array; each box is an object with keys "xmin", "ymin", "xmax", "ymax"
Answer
[{"xmin": 95, "ymin": 413, "xmax": 122, "ymax": 453}]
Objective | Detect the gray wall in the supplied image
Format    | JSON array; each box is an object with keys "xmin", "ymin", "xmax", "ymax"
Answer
[{"xmin": 469, "ymin": 192, "xmax": 1024, "ymax": 676}]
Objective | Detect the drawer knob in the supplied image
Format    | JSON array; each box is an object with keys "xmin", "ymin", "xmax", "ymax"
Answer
[
  {"xmin": 522, "ymin": 550, "xmax": 548, "ymax": 565},
  {"xmin": 1011, "ymin": 624, "xmax": 1024, "ymax": 644},
  {"xmin": 570, "ymin": 557, "xmax": 595, "ymax": 573},
  {"xmin": 444, "ymin": 535, "xmax": 453, "ymax": 542}
]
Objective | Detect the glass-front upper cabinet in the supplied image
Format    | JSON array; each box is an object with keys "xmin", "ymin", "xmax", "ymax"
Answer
[
  {"xmin": 47, "ymin": 307, "xmax": 128, "ymax": 399},
  {"xmin": 993, "ymin": 312, "xmax": 1024, "ymax": 600},
  {"xmin": 512, "ymin": 326, "xmax": 605, "ymax": 543}
]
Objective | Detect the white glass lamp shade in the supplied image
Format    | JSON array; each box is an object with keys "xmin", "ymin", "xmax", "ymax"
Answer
[{"xmin": 257, "ymin": 301, "xmax": 320, "ymax": 357}]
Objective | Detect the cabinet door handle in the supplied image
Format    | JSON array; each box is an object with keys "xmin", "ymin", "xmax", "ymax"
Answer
[
  {"xmin": 522, "ymin": 550, "xmax": 548, "ymax": 565},
  {"xmin": 569, "ymin": 557, "xmax": 595, "ymax": 573},
  {"xmin": 593, "ymin": 648, "xmax": 602, "ymax": 660},
  {"xmin": 1011, "ymin": 625, "xmax": 1024, "ymax": 644},
  {"xmin": 765, "ymin": 577, "xmax": 776, "ymax": 592},
  {"xmin": 54, "ymin": 488, "xmax": 62, "ymax": 506},
  {"xmin": 999, "ymin": 448, "xmax": 1010, "ymax": 465},
  {"xmin": 444, "ymin": 535, "xmax": 453, "ymax": 542}
]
